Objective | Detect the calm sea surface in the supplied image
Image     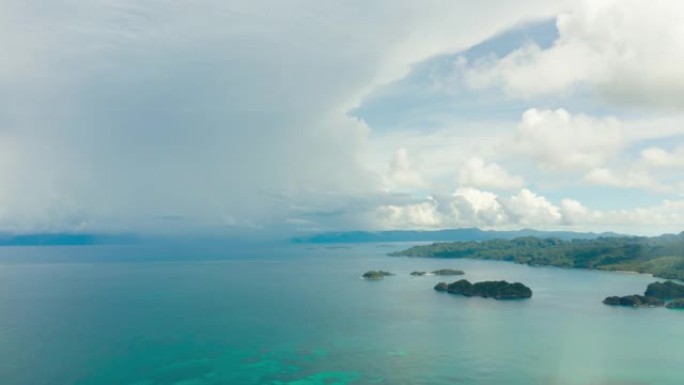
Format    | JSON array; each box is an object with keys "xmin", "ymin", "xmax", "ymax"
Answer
[{"xmin": 0, "ymin": 243, "xmax": 682, "ymax": 385}]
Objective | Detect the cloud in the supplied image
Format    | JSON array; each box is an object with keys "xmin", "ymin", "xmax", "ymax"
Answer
[
  {"xmin": 583, "ymin": 167, "xmax": 669, "ymax": 192},
  {"xmin": 504, "ymin": 109, "xmax": 684, "ymax": 193},
  {"xmin": 7, "ymin": 1, "xmax": 682, "ymax": 236},
  {"xmin": 460, "ymin": 0, "xmax": 684, "ymax": 109},
  {"xmin": 376, "ymin": 186, "xmax": 684, "ymax": 234},
  {"xmin": 500, "ymin": 189, "xmax": 562, "ymax": 225},
  {"xmin": 451, "ymin": 187, "xmax": 508, "ymax": 226},
  {"xmin": 457, "ymin": 157, "xmax": 524, "ymax": 190},
  {"xmin": 510, "ymin": 108, "xmax": 623, "ymax": 171},
  {"xmin": 377, "ymin": 187, "xmax": 563, "ymax": 229},
  {"xmin": 0, "ymin": 0, "xmax": 573, "ymax": 234},
  {"xmin": 559, "ymin": 199, "xmax": 592, "ymax": 225},
  {"xmin": 641, "ymin": 147, "xmax": 684, "ymax": 168},
  {"xmin": 385, "ymin": 148, "xmax": 427, "ymax": 189},
  {"xmin": 377, "ymin": 197, "xmax": 442, "ymax": 229}
]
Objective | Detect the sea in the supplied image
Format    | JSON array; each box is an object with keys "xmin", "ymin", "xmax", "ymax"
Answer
[{"xmin": 0, "ymin": 243, "xmax": 682, "ymax": 385}]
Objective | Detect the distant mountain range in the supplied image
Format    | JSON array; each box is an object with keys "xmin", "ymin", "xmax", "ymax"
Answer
[
  {"xmin": 0, "ymin": 228, "xmax": 626, "ymax": 246},
  {"xmin": 292, "ymin": 228, "xmax": 625, "ymax": 243},
  {"xmin": 0, "ymin": 233, "xmax": 138, "ymax": 246}
]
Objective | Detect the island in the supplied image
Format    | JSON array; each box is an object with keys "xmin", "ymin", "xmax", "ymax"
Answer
[
  {"xmin": 665, "ymin": 299, "xmax": 684, "ymax": 309},
  {"xmin": 602, "ymin": 280, "xmax": 684, "ymax": 309},
  {"xmin": 644, "ymin": 280, "xmax": 684, "ymax": 299},
  {"xmin": 411, "ymin": 269, "xmax": 465, "ymax": 276},
  {"xmin": 434, "ymin": 279, "xmax": 532, "ymax": 299},
  {"xmin": 432, "ymin": 268, "xmax": 465, "ymax": 276},
  {"xmin": 362, "ymin": 271, "xmax": 394, "ymax": 280},
  {"xmin": 603, "ymin": 295, "xmax": 664, "ymax": 307},
  {"xmin": 390, "ymin": 233, "xmax": 684, "ymax": 281}
]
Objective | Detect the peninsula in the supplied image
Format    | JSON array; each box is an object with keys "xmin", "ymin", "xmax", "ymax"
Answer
[{"xmin": 390, "ymin": 233, "xmax": 684, "ymax": 281}]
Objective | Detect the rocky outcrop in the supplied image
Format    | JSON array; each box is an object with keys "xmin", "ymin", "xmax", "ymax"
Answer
[{"xmin": 665, "ymin": 298, "xmax": 684, "ymax": 309}]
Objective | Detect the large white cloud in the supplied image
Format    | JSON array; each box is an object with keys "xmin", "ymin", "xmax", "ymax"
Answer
[
  {"xmin": 0, "ymin": 0, "xmax": 573, "ymax": 234},
  {"xmin": 461, "ymin": 0, "xmax": 684, "ymax": 108},
  {"xmin": 500, "ymin": 108, "xmax": 684, "ymax": 194},
  {"xmin": 376, "ymin": 187, "xmax": 684, "ymax": 234},
  {"xmin": 377, "ymin": 188, "xmax": 563, "ymax": 229},
  {"xmin": 509, "ymin": 108, "xmax": 623, "ymax": 171}
]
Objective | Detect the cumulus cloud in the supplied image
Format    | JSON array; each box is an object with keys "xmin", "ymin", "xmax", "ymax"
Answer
[
  {"xmin": 377, "ymin": 187, "xmax": 564, "ymax": 229},
  {"xmin": 461, "ymin": 0, "xmax": 684, "ymax": 109},
  {"xmin": 510, "ymin": 108, "xmax": 623, "ymax": 170},
  {"xmin": 377, "ymin": 197, "xmax": 442, "ymax": 229},
  {"xmin": 457, "ymin": 157, "xmax": 524, "ymax": 190},
  {"xmin": 376, "ymin": 187, "xmax": 684, "ymax": 234},
  {"xmin": 500, "ymin": 108, "xmax": 684, "ymax": 194},
  {"xmin": 450, "ymin": 188, "xmax": 508, "ymax": 226},
  {"xmin": 501, "ymin": 189, "xmax": 561, "ymax": 225},
  {"xmin": 559, "ymin": 199, "xmax": 592, "ymax": 225}
]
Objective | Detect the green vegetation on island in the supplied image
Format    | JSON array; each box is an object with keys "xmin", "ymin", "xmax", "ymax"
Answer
[
  {"xmin": 390, "ymin": 233, "xmax": 684, "ymax": 281},
  {"xmin": 434, "ymin": 279, "xmax": 532, "ymax": 300},
  {"xmin": 644, "ymin": 280, "xmax": 684, "ymax": 299},
  {"xmin": 603, "ymin": 295, "xmax": 664, "ymax": 307},
  {"xmin": 362, "ymin": 271, "xmax": 394, "ymax": 280},
  {"xmin": 410, "ymin": 269, "xmax": 465, "ymax": 277},
  {"xmin": 603, "ymin": 280, "xmax": 684, "ymax": 309},
  {"xmin": 432, "ymin": 268, "xmax": 465, "ymax": 276}
]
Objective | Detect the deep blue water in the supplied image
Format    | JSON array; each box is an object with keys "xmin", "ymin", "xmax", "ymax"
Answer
[{"xmin": 0, "ymin": 244, "xmax": 682, "ymax": 385}]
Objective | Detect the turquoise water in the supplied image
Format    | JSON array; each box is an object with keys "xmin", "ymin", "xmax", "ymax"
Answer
[{"xmin": 0, "ymin": 244, "xmax": 682, "ymax": 385}]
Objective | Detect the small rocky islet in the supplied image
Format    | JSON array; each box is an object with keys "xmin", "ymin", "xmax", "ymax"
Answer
[
  {"xmin": 360, "ymin": 270, "xmax": 684, "ymax": 310},
  {"xmin": 434, "ymin": 279, "xmax": 533, "ymax": 300},
  {"xmin": 603, "ymin": 280, "xmax": 684, "ymax": 309},
  {"xmin": 361, "ymin": 271, "xmax": 395, "ymax": 280},
  {"xmin": 362, "ymin": 269, "xmax": 532, "ymax": 300},
  {"xmin": 363, "ymin": 268, "xmax": 464, "ymax": 278},
  {"xmin": 410, "ymin": 269, "xmax": 465, "ymax": 276}
]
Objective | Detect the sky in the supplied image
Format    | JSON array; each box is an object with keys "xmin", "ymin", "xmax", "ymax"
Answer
[{"xmin": 1, "ymin": 0, "xmax": 684, "ymax": 237}]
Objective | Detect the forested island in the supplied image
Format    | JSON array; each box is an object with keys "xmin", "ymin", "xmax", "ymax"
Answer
[
  {"xmin": 644, "ymin": 280, "xmax": 684, "ymax": 298},
  {"xmin": 604, "ymin": 280, "xmax": 684, "ymax": 309},
  {"xmin": 603, "ymin": 295, "xmax": 664, "ymax": 307},
  {"xmin": 390, "ymin": 233, "xmax": 684, "ymax": 281},
  {"xmin": 434, "ymin": 279, "xmax": 532, "ymax": 299}
]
